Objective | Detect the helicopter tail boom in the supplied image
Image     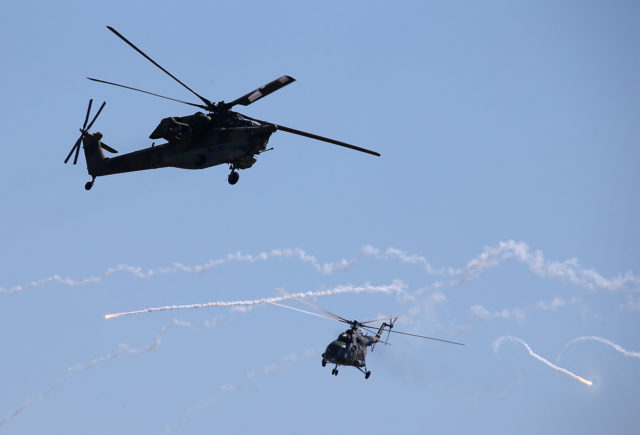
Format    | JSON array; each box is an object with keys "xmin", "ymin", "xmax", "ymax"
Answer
[
  {"xmin": 374, "ymin": 323, "xmax": 390, "ymax": 341},
  {"xmin": 371, "ymin": 317, "xmax": 397, "ymax": 351}
]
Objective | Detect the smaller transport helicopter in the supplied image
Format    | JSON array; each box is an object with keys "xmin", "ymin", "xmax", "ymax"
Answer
[
  {"xmin": 272, "ymin": 289, "xmax": 464, "ymax": 379},
  {"xmin": 65, "ymin": 26, "xmax": 380, "ymax": 190}
]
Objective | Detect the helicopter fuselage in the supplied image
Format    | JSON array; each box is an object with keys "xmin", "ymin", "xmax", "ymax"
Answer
[
  {"xmin": 83, "ymin": 112, "xmax": 277, "ymax": 180},
  {"xmin": 322, "ymin": 328, "xmax": 376, "ymax": 368}
]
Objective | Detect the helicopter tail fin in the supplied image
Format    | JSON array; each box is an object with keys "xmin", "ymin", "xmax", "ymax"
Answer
[
  {"xmin": 82, "ymin": 132, "xmax": 119, "ymax": 177},
  {"xmin": 82, "ymin": 132, "xmax": 107, "ymax": 177}
]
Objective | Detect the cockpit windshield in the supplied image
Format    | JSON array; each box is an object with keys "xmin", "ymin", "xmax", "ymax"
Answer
[
  {"xmin": 337, "ymin": 333, "xmax": 351, "ymax": 343},
  {"xmin": 232, "ymin": 113, "xmax": 255, "ymax": 127}
]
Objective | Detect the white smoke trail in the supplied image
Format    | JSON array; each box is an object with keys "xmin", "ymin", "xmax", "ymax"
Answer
[
  {"xmin": 164, "ymin": 347, "xmax": 320, "ymax": 434},
  {"xmin": 469, "ymin": 305, "xmax": 526, "ymax": 322},
  {"xmin": 621, "ymin": 295, "xmax": 640, "ymax": 312},
  {"xmin": 105, "ymin": 282, "xmax": 405, "ymax": 319},
  {"xmin": 4, "ymin": 241, "xmax": 636, "ymax": 295},
  {"xmin": 0, "ymin": 248, "xmax": 356, "ymax": 295},
  {"xmin": 0, "ymin": 319, "xmax": 191, "ymax": 428},
  {"xmin": 361, "ymin": 245, "xmax": 444, "ymax": 274},
  {"xmin": 560, "ymin": 336, "xmax": 640, "ymax": 361},
  {"xmin": 452, "ymin": 241, "xmax": 639, "ymax": 291},
  {"xmin": 493, "ymin": 336, "xmax": 592, "ymax": 386}
]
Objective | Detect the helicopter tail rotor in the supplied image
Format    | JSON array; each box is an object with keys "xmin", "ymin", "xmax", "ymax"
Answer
[
  {"xmin": 65, "ymin": 99, "xmax": 107, "ymax": 165},
  {"xmin": 385, "ymin": 317, "xmax": 398, "ymax": 347},
  {"xmin": 370, "ymin": 316, "xmax": 398, "ymax": 352}
]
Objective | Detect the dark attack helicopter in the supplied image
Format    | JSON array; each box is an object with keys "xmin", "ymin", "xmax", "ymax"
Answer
[
  {"xmin": 272, "ymin": 289, "xmax": 464, "ymax": 379},
  {"xmin": 65, "ymin": 26, "xmax": 380, "ymax": 190}
]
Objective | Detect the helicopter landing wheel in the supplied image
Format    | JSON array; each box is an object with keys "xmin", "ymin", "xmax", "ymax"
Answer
[
  {"xmin": 322, "ymin": 359, "xmax": 326, "ymax": 367},
  {"xmin": 228, "ymin": 171, "xmax": 239, "ymax": 185},
  {"xmin": 331, "ymin": 368, "xmax": 338, "ymax": 376},
  {"xmin": 365, "ymin": 370, "xmax": 371, "ymax": 379},
  {"xmin": 85, "ymin": 178, "xmax": 95, "ymax": 191}
]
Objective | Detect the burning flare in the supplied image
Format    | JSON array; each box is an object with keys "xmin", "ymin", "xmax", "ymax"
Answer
[{"xmin": 493, "ymin": 336, "xmax": 592, "ymax": 386}]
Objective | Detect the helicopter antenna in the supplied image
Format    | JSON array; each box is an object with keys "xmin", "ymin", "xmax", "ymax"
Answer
[{"xmin": 106, "ymin": 26, "xmax": 215, "ymax": 110}]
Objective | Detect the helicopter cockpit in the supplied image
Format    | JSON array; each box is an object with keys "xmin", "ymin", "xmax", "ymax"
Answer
[
  {"xmin": 149, "ymin": 112, "xmax": 211, "ymax": 141},
  {"xmin": 148, "ymin": 111, "xmax": 258, "ymax": 142},
  {"xmin": 337, "ymin": 332, "xmax": 351, "ymax": 343},
  {"xmin": 230, "ymin": 113, "xmax": 256, "ymax": 127}
]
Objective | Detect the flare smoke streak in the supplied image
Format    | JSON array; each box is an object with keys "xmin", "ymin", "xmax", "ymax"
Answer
[
  {"xmin": 493, "ymin": 336, "xmax": 592, "ymax": 386},
  {"xmin": 105, "ymin": 282, "xmax": 404, "ymax": 319},
  {"xmin": 4, "ymin": 241, "xmax": 636, "ymax": 294},
  {"xmin": 562, "ymin": 336, "xmax": 640, "ymax": 360},
  {"xmin": 164, "ymin": 347, "xmax": 319, "ymax": 434},
  {"xmin": 0, "ymin": 319, "xmax": 190, "ymax": 428}
]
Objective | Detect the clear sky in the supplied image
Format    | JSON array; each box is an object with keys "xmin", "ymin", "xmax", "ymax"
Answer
[{"xmin": 1, "ymin": 1, "xmax": 639, "ymax": 433}]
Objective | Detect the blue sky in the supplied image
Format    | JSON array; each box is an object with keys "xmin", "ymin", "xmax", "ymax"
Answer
[{"xmin": 1, "ymin": 1, "xmax": 639, "ymax": 433}]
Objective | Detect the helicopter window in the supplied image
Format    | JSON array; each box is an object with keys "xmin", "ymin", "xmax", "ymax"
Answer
[
  {"xmin": 337, "ymin": 333, "xmax": 350, "ymax": 343},
  {"xmin": 236, "ymin": 114, "xmax": 253, "ymax": 127}
]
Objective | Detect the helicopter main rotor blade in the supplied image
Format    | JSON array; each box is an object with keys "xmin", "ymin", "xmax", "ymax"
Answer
[
  {"xmin": 359, "ymin": 316, "xmax": 394, "ymax": 325},
  {"xmin": 275, "ymin": 288, "xmax": 349, "ymax": 323},
  {"xmin": 106, "ymin": 26, "xmax": 214, "ymax": 109},
  {"xmin": 226, "ymin": 75, "xmax": 295, "ymax": 108},
  {"xmin": 267, "ymin": 301, "xmax": 339, "ymax": 322},
  {"xmin": 387, "ymin": 329, "xmax": 465, "ymax": 346},
  {"xmin": 240, "ymin": 115, "xmax": 380, "ymax": 157},
  {"xmin": 88, "ymin": 77, "xmax": 208, "ymax": 110}
]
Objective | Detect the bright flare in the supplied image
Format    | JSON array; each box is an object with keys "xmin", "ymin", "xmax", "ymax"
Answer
[{"xmin": 494, "ymin": 336, "xmax": 593, "ymax": 386}]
